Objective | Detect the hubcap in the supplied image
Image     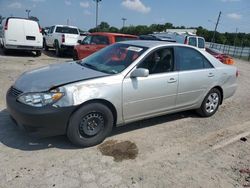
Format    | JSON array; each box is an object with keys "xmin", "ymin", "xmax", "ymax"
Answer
[
  {"xmin": 79, "ymin": 112, "xmax": 104, "ymax": 137},
  {"xmin": 205, "ymin": 93, "xmax": 219, "ymax": 113}
]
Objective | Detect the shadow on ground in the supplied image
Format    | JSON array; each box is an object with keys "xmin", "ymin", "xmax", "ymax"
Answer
[{"xmin": 0, "ymin": 108, "xmax": 198, "ymax": 151}]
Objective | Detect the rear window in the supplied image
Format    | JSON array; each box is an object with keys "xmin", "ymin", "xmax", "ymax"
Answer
[
  {"xmin": 198, "ymin": 38, "xmax": 205, "ymax": 48},
  {"xmin": 188, "ymin": 37, "xmax": 197, "ymax": 47},
  {"xmin": 55, "ymin": 27, "xmax": 79, "ymax": 34},
  {"xmin": 115, "ymin": 36, "xmax": 137, "ymax": 42}
]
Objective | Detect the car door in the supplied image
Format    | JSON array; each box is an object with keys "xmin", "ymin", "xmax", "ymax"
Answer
[
  {"xmin": 46, "ymin": 26, "xmax": 54, "ymax": 47},
  {"xmin": 175, "ymin": 46, "xmax": 215, "ymax": 108},
  {"xmin": 122, "ymin": 47, "xmax": 178, "ymax": 122},
  {"xmin": 78, "ymin": 35, "xmax": 110, "ymax": 59}
]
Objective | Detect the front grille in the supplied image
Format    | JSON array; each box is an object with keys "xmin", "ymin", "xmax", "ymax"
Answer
[{"xmin": 9, "ymin": 86, "xmax": 23, "ymax": 97}]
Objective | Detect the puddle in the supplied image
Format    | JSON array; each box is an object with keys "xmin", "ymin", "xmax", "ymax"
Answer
[{"xmin": 98, "ymin": 140, "xmax": 138, "ymax": 162}]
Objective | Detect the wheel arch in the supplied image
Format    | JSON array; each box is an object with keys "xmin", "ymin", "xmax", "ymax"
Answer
[
  {"xmin": 67, "ymin": 99, "xmax": 118, "ymax": 130},
  {"xmin": 213, "ymin": 86, "xmax": 224, "ymax": 104}
]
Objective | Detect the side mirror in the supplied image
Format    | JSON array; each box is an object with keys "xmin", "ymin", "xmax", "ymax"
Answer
[
  {"xmin": 130, "ymin": 68, "xmax": 149, "ymax": 78},
  {"xmin": 77, "ymin": 40, "xmax": 82, "ymax": 44}
]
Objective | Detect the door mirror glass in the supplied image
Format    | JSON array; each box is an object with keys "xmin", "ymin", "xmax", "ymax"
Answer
[{"xmin": 130, "ymin": 68, "xmax": 149, "ymax": 78}]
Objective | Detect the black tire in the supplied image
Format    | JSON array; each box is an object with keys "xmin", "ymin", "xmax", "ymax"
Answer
[
  {"xmin": 67, "ymin": 103, "xmax": 114, "ymax": 147},
  {"xmin": 43, "ymin": 39, "xmax": 49, "ymax": 51},
  {"xmin": 2, "ymin": 46, "xmax": 9, "ymax": 55},
  {"xmin": 55, "ymin": 42, "xmax": 62, "ymax": 57},
  {"xmin": 197, "ymin": 88, "xmax": 221, "ymax": 117},
  {"xmin": 35, "ymin": 50, "xmax": 41, "ymax": 57}
]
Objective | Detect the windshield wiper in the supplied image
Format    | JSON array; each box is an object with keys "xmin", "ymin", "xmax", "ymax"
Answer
[{"xmin": 83, "ymin": 63, "xmax": 98, "ymax": 71}]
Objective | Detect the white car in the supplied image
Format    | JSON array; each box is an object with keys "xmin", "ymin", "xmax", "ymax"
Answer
[
  {"xmin": 1, "ymin": 17, "xmax": 43, "ymax": 56},
  {"xmin": 43, "ymin": 25, "xmax": 80, "ymax": 57}
]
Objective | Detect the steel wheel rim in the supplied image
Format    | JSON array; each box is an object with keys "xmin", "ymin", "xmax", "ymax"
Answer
[
  {"xmin": 79, "ymin": 112, "xmax": 104, "ymax": 137},
  {"xmin": 205, "ymin": 93, "xmax": 219, "ymax": 113}
]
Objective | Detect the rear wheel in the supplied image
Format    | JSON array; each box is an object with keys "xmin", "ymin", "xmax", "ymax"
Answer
[
  {"xmin": 55, "ymin": 42, "xmax": 62, "ymax": 57},
  {"xmin": 67, "ymin": 103, "xmax": 114, "ymax": 147},
  {"xmin": 197, "ymin": 88, "xmax": 221, "ymax": 117},
  {"xmin": 2, "ymin": 46, "xmax": 9, "ymax": 55}
]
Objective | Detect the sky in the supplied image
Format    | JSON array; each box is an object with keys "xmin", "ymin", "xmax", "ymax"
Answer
[{"xmin": 0, "ymin": 0, "xmax": 249, "ymax": 33}]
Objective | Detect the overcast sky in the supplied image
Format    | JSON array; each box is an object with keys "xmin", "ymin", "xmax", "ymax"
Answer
[{"xmin": 0, "ymin": 0, "xmax": 249, "ymax": 33}]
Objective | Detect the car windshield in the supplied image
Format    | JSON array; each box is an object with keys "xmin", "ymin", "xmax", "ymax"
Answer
[
  {"xmin": 55, "ymin": 27, "xmax": 79, "ymax": 34},
  {"xmin": 80, "ymin": 43, "xmax": 148, "ymax": 74}
]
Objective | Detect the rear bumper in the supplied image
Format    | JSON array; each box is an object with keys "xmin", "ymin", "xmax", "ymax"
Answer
[
  {"xmin": 5, "ymin": 44, "xmax": 42, "ymax": 51},
  {"xmin": 6, "ymin": 88, "xmax": 76, "ymax": 137}
]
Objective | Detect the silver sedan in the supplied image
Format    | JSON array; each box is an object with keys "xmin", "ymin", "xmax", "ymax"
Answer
[{"xmin": 6, "ymin": 41, "xmax": 238, "ymax": 147}]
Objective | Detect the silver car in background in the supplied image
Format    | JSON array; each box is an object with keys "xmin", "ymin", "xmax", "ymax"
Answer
[{"xmin": 6, "ymin": 41, "xmax": 238, "ymax": 147}]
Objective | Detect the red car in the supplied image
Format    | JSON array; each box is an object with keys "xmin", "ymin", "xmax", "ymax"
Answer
[
  {"xmin": 206, "ymin": 47, "xmax": 234, "ymax": 65},
  {"xmin": 73, "ymin": 32, "xmax": 138, "ymax": 60}
]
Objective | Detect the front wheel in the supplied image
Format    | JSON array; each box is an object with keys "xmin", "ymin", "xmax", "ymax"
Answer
[
  {"xmin": 35, "ymin": 50, "xmax": 41, "ymax": 57},
  {"xmin": 197, "ymin": 88, "xmax": 221, "ymax": 117},
  {"xmin": 67, "ymin": 103, "xmax": 114, "ymax": 147}
]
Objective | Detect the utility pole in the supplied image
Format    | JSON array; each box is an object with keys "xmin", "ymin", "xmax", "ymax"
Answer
[
  {"xmin": 233, "ymin": 28, "xmax": 238, "ymax": 57},
  {"xmin": 25, "ymin": 9, "xmax": 31, "ymax": 18},
  {"xmin": 93, "ymin": 0, "xmax": 102, "ymax": 29},
  {"xmin": 67, "ymin": 18, "xmax": 69, "ymax": 25},
  {"xmin": 211, "ymin": 11, "xmax": 221, "ymax": 46},
  {"xmin": 233, "ymin": 28, "xmax": 238, "ymax": 47},
  {"xmin": 122, "ymin": 18, "xmax": 127, "ymax": 28}
]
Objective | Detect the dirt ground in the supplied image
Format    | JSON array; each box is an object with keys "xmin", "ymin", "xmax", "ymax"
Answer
[{"xmin": 0, "ymin": 49, "xmax": 250, "ymax": 188}]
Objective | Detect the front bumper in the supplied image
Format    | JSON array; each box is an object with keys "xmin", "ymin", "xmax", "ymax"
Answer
[{"xmin": 6, "ymin": 88, "xmax": 76, "ymax": 137}]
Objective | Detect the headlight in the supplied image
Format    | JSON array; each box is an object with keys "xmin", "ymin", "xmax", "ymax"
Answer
[{"xmin": 17, "ymin": 90, "xmax": 64, "ymax": 107}]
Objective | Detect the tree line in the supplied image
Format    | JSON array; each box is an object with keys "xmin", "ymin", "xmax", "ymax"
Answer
[{"xmin": 89, "ymin": 22, "xmax": 250, "ymax": 47}]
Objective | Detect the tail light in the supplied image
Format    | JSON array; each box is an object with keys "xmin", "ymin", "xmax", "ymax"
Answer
[
  {"xmin": 236, "ymin": 70, "xmax": 239, "ymax": 77},
  {"xmin": 62, "ymin": 34, "xmax": 65, "ymax": 43},
  {"xmin": 4, "ymin": 19, "xmax": 9, "ymax": 30},
  {"xmin": 184, "ymin": 37, "xmax": 188, "ymax": 44},
  {"xmin": 39, "ymin": 27, "xmax": 42, "ymax": 33}
]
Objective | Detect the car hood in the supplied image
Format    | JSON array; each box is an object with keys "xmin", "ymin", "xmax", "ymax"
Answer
[{"xmin": 14, "ymin": 61, "xmax": 109, "ymax": 93}]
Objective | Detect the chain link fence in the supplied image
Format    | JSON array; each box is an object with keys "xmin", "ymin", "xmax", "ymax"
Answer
[{"xmin": 206, "ymin": 42, "xmax": 250, "ymax": 61}]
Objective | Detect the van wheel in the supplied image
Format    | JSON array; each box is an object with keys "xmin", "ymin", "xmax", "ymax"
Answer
[
  {"xmin": 197, "ymin": 88, "xmax": 221, "ymax": 117},
  {"xmin": 67, "ymin": 103, "xmax": 114, "ymax": 147},
  {"xmin": 55, "ymin": 42, "xmax": 62, "ymax": 57},
  {"xmin": 43, "ymin": 40, "xmax": 49, "ymax": 51},
  {"xmin": 35, "ymin": 51, "xmax": 41, "ymax": 57}
]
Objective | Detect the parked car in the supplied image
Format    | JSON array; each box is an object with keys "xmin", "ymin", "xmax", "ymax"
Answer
[
  {"xmin": 139, "ymin": 34, "xmax": 176, "ymax": 42},
  {"xmin": 73, "ymin": 32, "xmax": 138, "ymax": 60},
  {"xmin": 43, "ymin": 25, "xmax": 80, "ymax": 57},
  {"xmin": 206, "ymin": 47, "xmax": 234, "ymax": 65},
  {"xmin": 1, "ymin": 17, "xmax": 43, "ymax": 56},
  {"xmin": 6, "ymin": 41, "xmax": 238, "ymax": 147},
  {"xmin": 175, "ymin": 33, "xmax": 205, "ymax": 50}
]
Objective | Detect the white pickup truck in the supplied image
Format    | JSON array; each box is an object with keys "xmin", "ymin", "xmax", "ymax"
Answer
[{"xmin": 43, "ymin": 25, "xmax": 80, "ymax": 57}]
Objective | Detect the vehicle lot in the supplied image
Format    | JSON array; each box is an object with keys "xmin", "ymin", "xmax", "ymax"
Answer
[{"xmin": 0, "ymin": 49, "xmax": 250, "ymax": 188}]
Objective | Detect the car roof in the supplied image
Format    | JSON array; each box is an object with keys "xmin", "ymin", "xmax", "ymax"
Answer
[
  {"xmin": 90, "ymin": 32, "xmax": 137, "ymax": 38},
  {"xmin": 54, "ymin": 25, "xmax": 78, "ymax": 29},
  {"xmin": 119, "ymin": 40, "xmax": 179, "ymax": 48}
]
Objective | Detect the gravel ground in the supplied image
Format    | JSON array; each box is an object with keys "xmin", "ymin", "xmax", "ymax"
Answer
[{"xmin": 0, "ymin": 49, "xmax": 250, "ymax": 188}]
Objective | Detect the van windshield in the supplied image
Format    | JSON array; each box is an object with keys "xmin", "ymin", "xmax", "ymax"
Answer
[
  {"xmin": 80, "ymin": 43, "xmax": 148, "ymax": 74},
  {"xmin": 55, "ymin": 27, "xmax": 79, "ymax": 34}
]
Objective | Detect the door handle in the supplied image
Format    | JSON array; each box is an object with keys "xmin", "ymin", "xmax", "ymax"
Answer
[
  {"xmin": 168, "ymin": 78, "xmax": 177, "ymax": 83},
  {"xmin": 208, "ymin": 73, "xmax": 214, "ymax": 77}
]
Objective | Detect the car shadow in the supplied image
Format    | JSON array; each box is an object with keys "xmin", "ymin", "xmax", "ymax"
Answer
[
  {"xmin": 0, "ymin": 48, "xmax": 38, "ymax": 57},
  {"xmin": 0, "ymin": 108, "xmax": 198, "ymax": 151},
  {"xmin": 43, "ymin": 49, "xmax": 73, "ymax": 59}
]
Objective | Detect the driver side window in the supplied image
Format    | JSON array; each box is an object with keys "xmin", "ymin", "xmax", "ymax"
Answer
[{"xmin": 138, "ymin": 47, "xmax": 174, "ymax": 74}]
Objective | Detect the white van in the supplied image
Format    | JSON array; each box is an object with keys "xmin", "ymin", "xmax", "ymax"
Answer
[{"xmin": 1, "ymin": 17, "xmax": 43, "ymax": 56}]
